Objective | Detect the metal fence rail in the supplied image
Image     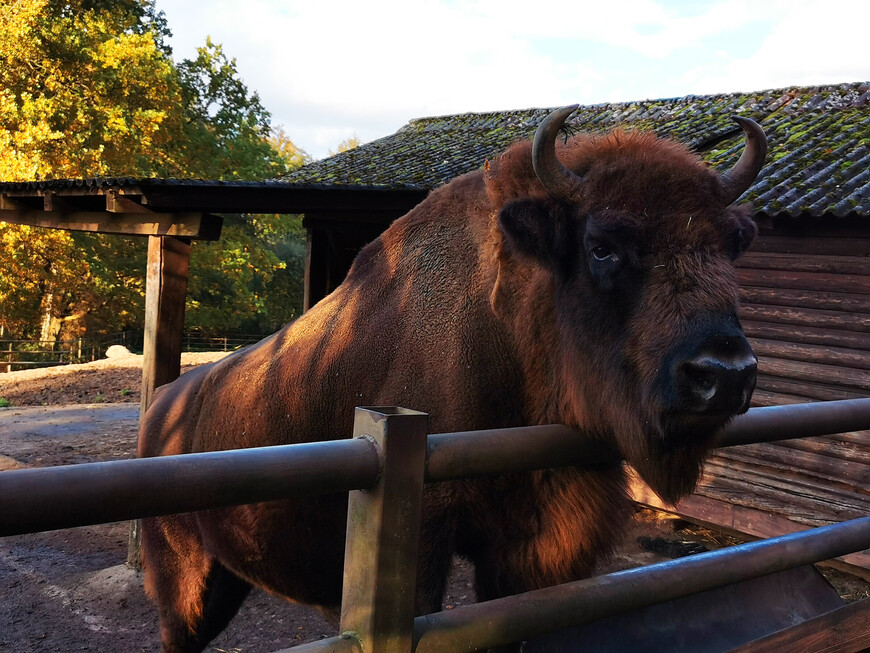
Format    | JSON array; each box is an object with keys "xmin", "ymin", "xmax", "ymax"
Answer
[
  {"xmin": 5, "ymin": 399, "xmax": 870, "ymax": 537},
  {"xmin": 0, "ymin": 331, "xmax": 141, "ymax": 371},
  {"xmin": 0, "ymin": 439, "xmax": 380, "ymax": 536},
  {"xmin": 279, "ymin": 516, "xmax": 870, "ymax": 653},
  {"xmin": 403, "ymin": 517, "xmax": 870, "ymax": 653},
  {"xmin": 180, "ymin": 332, "xmax": 264, "ymax": 351},
  {"xmin": 2, "ymin": 399, "xmax": 869, "ymax": 652}
]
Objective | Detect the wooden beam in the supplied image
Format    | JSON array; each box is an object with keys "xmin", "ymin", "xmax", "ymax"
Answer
[
  {"xmin": 340, "ymin": 408, "xmax": 428, "ymax": 652},
  {"xmin": 105, "ymin": 189, "xmax": 151, "ymax": 214},
  {"xmin": 304, "ymin": 226, "xmax": 330, "ymax": 312},
  {"xmin": 0, "ymin": 194, "xmax": 32, "ymax": 211},
  {"xmin": 131, "ymin": 235, "xmax": 191, "ymax": 567},
  {"xmin": 0, "ymin": 210, "xmax": 222, "ymax": 240},
  {"xmin": 138, "ymin": 183, "xmax": 427, "ymax": 215},
  {"xmin": 42, "ymin": 191, "xmax": 74, "ymax": 213}
]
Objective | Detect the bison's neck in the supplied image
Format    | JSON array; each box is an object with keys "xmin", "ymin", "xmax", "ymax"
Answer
[{"xmin": 487, "ymin": 254, "xmax": 577, "ymax": 427}]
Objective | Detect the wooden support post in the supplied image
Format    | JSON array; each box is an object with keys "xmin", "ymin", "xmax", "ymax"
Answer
[
  {"xmin": 304, "ymin": 226, "xmax": 330, "ymax": 312},
  {"xmin": 129, "ymin": 234, "xmax": 190, "ymax": 568},
  {"xmin": 140, "ymin": 235, "xmax": 191, "ymax": 415},
  {"xmin": 340, "ymin": 407, "xmax": 428, "ymax": 653}
]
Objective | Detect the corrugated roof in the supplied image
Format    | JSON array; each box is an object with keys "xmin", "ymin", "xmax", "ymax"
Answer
[{"xmin": 285, "ymin": 82, "xmax": 870, "ymax": 218}]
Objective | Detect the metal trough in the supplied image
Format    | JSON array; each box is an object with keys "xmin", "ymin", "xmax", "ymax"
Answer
[{"xmin": 524, "ymin": 565, "xmax": 843, "ymax": 652}]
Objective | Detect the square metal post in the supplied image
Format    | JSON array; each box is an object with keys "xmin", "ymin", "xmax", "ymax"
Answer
[{"xmin": 340, "ymin": 407, "xmax": 429, "ymax": 653}]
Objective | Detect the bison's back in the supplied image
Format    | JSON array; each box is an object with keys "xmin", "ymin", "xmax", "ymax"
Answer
[{"xmin": 141, "ymin": 173, "xmax": 525, "ymax": 462}]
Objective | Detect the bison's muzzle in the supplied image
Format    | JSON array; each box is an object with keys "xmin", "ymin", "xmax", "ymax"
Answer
[{"xmin": 664, "ymin": 316, "xmax": 757, "ymax": 420}]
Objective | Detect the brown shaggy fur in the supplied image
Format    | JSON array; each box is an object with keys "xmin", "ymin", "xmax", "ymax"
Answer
[{"xmin": 140, "ymin": 128, "xmax": 758, "ymax": 652}]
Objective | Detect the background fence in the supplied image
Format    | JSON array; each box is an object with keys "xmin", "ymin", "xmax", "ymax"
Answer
[{"xmin": 0, "ymin": 330, "xmax": 265, "ymax": 372}]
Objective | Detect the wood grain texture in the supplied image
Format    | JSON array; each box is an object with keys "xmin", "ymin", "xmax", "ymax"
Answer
[
  {"xmin": 0, "ymin": 209, "xmax": 220, "ymax": 239},
  {"xmin": 140, "ymin": 236, "xmax": 190, "ymax": 414},
  {"xmin": 729, "ymin": 599, "xmax": 870, "ymax": 653}
]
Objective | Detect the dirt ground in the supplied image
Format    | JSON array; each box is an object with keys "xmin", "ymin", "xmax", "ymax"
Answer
[{"xmin": 1, "ymin": 353, "xmax": 867, "ymax": 651}]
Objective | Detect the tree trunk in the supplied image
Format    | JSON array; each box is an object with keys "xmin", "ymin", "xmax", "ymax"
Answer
[{"xmin": 39, "ymin": 283, "xmax": 62, "ymax": 344}]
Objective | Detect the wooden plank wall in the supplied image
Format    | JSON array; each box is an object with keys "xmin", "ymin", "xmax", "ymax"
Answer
[
  {"xmin": 739, "ymin": 233, "xmax": 870, "ymax": 408},
  {"xmin": 637, "ymin": 230, "xmax": 870, "ymax": 575}
]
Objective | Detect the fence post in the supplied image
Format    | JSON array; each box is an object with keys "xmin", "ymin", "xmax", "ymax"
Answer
[{"xmin": 340, "ymin": 407, "xmax": 428, "ymax": 653}]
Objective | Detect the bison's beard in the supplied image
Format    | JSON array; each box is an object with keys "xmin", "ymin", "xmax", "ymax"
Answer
[
  {"xmin": 628, "ymin": 433, "xmax": 712, "ymax": 504},
  {"xmin": 559, "ymin": 347, "xmax": 727, "ymax": 505},
  {"xmin": 625, "ymin": 412, "xmax": 731, "ymax": 504}
]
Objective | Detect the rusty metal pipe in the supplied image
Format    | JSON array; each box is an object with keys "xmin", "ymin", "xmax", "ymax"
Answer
[
  {"xmin": 425, "ymin": 398, "xmax": 870, "ymax": 481},
  {"xmin": 412, "ymin": 516, "xmax": 870, "ymax": 652},
  {"xmin": 719, "ymin": 398, "xmax": 870, "ymax": 446},
  {"xmin": 0, "ymin": 438, "xmax": 380, "ymax": 537},
  {"xmin": 3, "ymin": 399, "xmax": 870, "ymax": 536},
  {"xmin": 425, "ymin": 424, "xmax": 615, "ymax": 481}
]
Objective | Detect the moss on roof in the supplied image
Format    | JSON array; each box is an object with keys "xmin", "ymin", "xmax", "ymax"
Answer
[{"xmin": 286, "ymin": 82, "xmax": 870, "ymax": 218}]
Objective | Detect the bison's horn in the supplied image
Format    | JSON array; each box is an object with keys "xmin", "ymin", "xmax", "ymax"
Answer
[
  {"xmin": 720, "ymin": 116, "xmax": 767, "ymax": 205},
  {"xmin": 532, "ymin": 105, "xmax": 584, "ymax": 202}
]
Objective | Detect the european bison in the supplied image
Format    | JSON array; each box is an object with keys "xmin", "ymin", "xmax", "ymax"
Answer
[{"xmin": 140, "ymin": 106, "xmax": 765, "ymax": 651}]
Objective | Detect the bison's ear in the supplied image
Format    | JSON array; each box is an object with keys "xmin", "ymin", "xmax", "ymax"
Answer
[
  {"xmin": 726, "ymin": 209, "xmax": 758, "ymax": 261},
  {"xmin": 498, "ymin": 199, "xmax": 574, "ymax": 274}
]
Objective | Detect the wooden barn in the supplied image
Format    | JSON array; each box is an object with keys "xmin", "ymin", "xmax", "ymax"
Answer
[{"xmin": 1, "ymin": 81, "xmax": 868, "ymax": 572}]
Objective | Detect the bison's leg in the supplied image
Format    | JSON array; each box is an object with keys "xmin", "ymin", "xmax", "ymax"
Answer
[
  {"xmin": 142, "ymin": 515, "xmax": 251, "ymax": 653},
  {"xmin": 190, "ymin": 562, "xmax": 252, "ymax": 646},
  {"xmin": 415, "ymin": 510, "xmax": 454, "ymax": 614}
]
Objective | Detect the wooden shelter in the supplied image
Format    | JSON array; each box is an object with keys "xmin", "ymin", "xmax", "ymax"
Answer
[
  {"xmin": 2, "ymin": 81, "xmax": 868, "ymax": 572},
  {"xmin": 0, "ymin": 179, "xmax": 424, "ymax": 410}
]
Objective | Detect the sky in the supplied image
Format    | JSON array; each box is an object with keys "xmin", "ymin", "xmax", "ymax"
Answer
[{"xmin": 154, "ymin": 0, "xmax": 869, "ymax": 161}]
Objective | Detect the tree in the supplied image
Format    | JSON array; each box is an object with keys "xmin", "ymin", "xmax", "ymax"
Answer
[
  {"xmin": 172, "ymin": 40, "xmax": 308, "ymax": 332},
  {"xmin": 329, "ymin": 134, "xmax": 361, "ymax": 156},
  {"xmin": 0, "ymin": 0, "xmax": 184, "ymax": 180},
  {"xmin": 0, "ymin": 1, "xmax": 309, "ymax": 340},
  {"xmin": 270, "ymin": 125, "xmax": 313, "ymax": 170},
  {"xmin": 0, "ymin": 0, "xmax": 183, "ymax": 339},
  {"xmin": 175, "ymin": 39, "xmax": 291, "ymax": 180},
  {"xmin": 0, "ymin": 223, "xmax": 85, "ymax": 339},
  {"xmin": 185, "ymin": 213, "xmax": 306, "ymax": 334}
]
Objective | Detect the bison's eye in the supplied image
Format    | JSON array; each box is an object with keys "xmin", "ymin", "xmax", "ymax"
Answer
[{"xmin": 591, "ymin": 245, "xmax": 617, "ymax": 262}]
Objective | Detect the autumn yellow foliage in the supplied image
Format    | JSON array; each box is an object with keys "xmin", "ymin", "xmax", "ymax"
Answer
[
  {"xmin": 0, "ymin": 0, "xmax": 308, "ymax": 340},
  {"xmin": 0, "ymin": 0, "xmax": 188, "ymax": 181}
]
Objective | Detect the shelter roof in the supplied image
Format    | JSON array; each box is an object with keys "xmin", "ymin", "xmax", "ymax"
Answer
[
  {"xmin": 285, "ymin": 81, "xmax": 870, "ymax": 218},
  {"xmin": 0, "ymin": 177, "xmax": 426, "ymax": 238},
  {"xmin": 2, "ymin": 82, "xmax": 867, "ymax": 223}
]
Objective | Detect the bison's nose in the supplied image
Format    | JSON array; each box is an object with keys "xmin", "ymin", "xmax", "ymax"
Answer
[{"xmin": 674, "ymin": 346, "xmax": 757, "ymax": 416}]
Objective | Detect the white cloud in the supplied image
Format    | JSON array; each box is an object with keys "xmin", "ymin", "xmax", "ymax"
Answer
[
  {"xmin": 683, "ymin": 0, "xmax": 870, "ymax": 93},
  {"xmin": 461, "ymin": 0, "xmax": 764, "ymax": 58},
  {"xmin": 155, "ymin": 0, "xmax": 869, "ymax": 160}
]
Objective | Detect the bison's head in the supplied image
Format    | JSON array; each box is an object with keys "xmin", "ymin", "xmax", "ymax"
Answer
[{"xmin": 486, "ymin": 106, "xmax": 766, "ymax": 502}]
